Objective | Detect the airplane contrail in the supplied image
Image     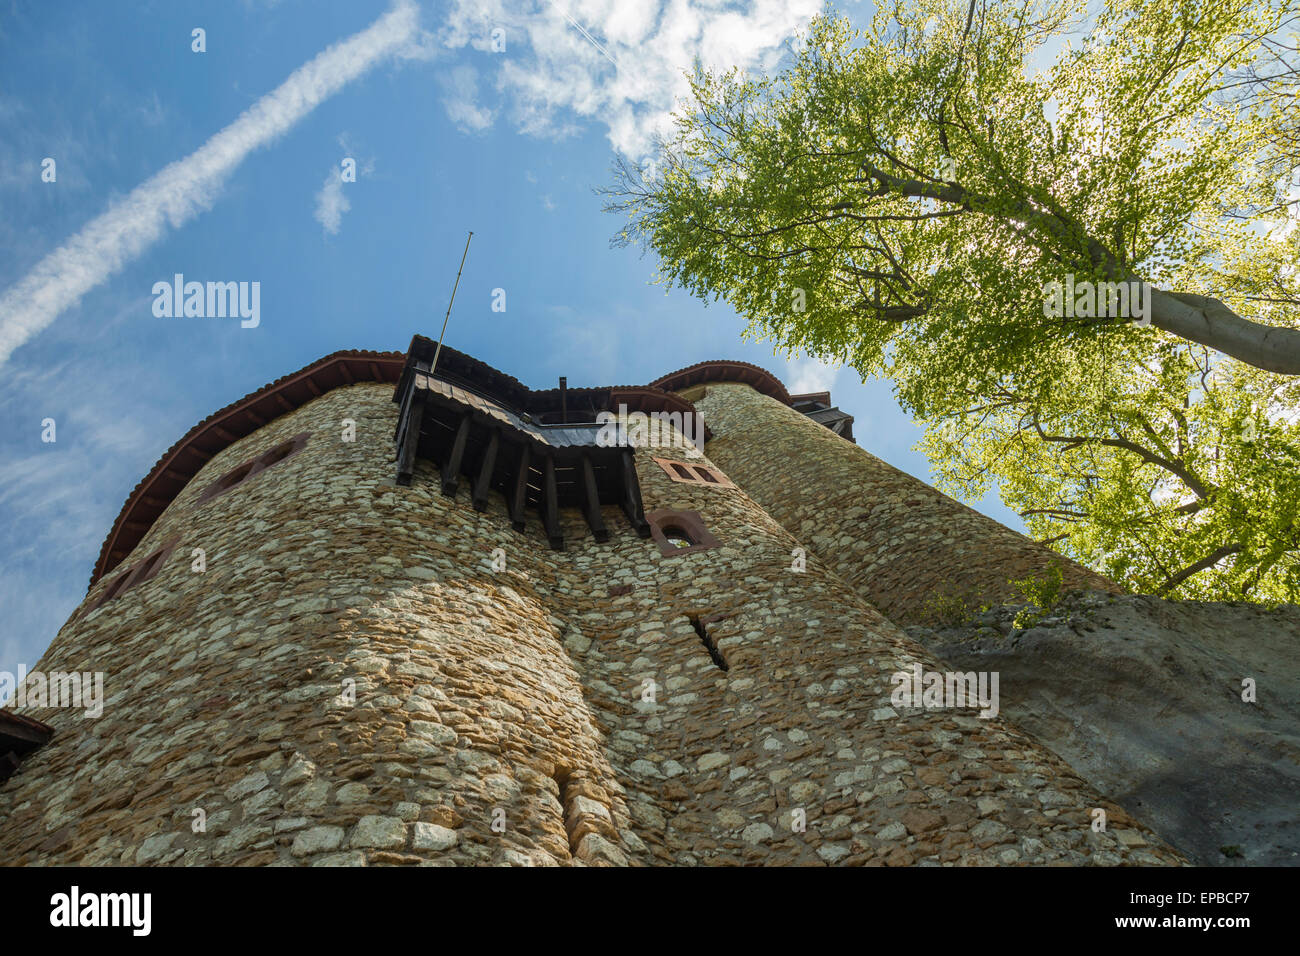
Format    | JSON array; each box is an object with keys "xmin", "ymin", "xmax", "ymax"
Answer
[
  {"xmin": 0, "ymin": 1, "xmax": 420, "ymax": 365},
  {"xmin": 555, "ymin": 3, "xmax": 619, "ymax": 68}
]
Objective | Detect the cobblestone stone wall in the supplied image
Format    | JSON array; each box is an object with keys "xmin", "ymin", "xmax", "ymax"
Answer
[
  {"xmin": 0, "ymin": 381, "xmax": 1179, "ymax": 865},
  {"xmin": 694, "ymin": 383, "xmax": 1117, "ymax": 622}
]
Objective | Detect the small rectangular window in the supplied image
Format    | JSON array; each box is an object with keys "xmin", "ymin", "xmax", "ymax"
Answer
[
  {"xmin": 652, "ymin": 457, "xmax": 736, "ymax": 489},
  {"xmin": 84, "ymin": 537, "xmax": 180, "ymax": 615},
  {"xmin": 197, "ymin": 432, "xmax": 310, "ymax": 504}
]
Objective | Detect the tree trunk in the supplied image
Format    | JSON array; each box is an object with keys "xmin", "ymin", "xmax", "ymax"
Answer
[{"xmin": 1150, "ymin": 290, "xmax": 1300, "ymax": 375}]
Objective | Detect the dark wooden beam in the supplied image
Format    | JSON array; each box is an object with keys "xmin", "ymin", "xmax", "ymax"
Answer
[
  {"xmin": 441, "ymin": 413, "xmax": 472, "ymax": 497},
  {"xmin": 542, "ymin": 454, "xmax": 564, "ymax": 550},
  {"xmin": 275, "ymin": 393, "xmax": 294, "ymax": 411},
  {"xmin": 0, "ymin": 719, "xmax": 51, "ymax": 750},
  {"xmin": 395, "ymin": 392, "xmax": 426, "ymax": 486},
  {"xmin": 581, "ymin": 454, "xmax": 609, "ymax": 542},
  {"xmin": 0, "ymin": 717, "xmax": 53, "ymax": 748},
  {"xmin": 472, "ymin": 429, "xmax": 500, "ymax": 512},
  {"xmin": 393, "ymin": 380, "xmax": 415, "ymax": 440},
  {"xmin": 304, "ymin": 376, "xmax": 323, "ymax": 397},
  {"xmin": 338, "ymin": 362, "xmax": 354, "ymax": 384},
  {"xmin": 620, "ymin": 450, "xmax": 650, "ymax": 537},
  {"xmin": 509, "ymin": 444, "xmax": 531, "ymax": 532}
]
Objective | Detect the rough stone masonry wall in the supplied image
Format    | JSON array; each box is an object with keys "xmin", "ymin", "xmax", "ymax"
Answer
[
  {"xmin": 0, "ymin": 382, "xmax": 1181, "ymax": 865},
  {"xmin": 905, "ymin": 592, "xmax": 1300, "ymax": 866},
  {"xmin": 694, "ymin": 383, "xmax": 1117, "ymax": 622}
]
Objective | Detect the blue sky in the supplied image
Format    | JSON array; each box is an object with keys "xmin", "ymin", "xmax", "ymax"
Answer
[{"xmin": 0, "ymin": 0, "xmax": 1026, "ymax": 682}]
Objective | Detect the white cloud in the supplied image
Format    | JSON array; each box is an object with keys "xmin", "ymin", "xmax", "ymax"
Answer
[
  {"xmin": 314, "ymin": 169, "xmax": 351, "ymax": 235},
  {"xmin": 438, "ymin": 0, "xmax": 819, "ymax": 158},
  {"xmin": 0, "ymin": 0, "xmax": 422, "ymax": 366},
  {"xmin": 785, "ymin": 356, "xmax": 840, "ymax": 396},
  {"xmin": 314, "ymin": 139, "xmax": 374, "ymax": 235},
  {"xmin": 441, "ymin": 64, "xmax": 495, "ymax": 132}
]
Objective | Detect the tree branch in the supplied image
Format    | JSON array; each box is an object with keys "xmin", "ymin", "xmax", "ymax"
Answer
[{"xmin": 1155, "ymin": 544, "xmax": 1243, "ymax": 595}]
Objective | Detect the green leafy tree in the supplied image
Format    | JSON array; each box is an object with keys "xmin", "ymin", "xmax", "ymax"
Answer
[
  {"xmin": 922, "ymin": 345, "xmax": 1300, "ymax": 600},
  {"xmin": 606, "ymin": 0, "xmax": 1300, "ymax": 599}
]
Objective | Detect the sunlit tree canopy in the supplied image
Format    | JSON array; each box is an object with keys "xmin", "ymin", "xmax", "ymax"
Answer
[{"xmin": 606, "ymin": 0, "xmax": 1300, "ymax": 600}]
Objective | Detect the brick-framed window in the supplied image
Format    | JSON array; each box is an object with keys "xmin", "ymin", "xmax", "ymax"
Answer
[
  {"xmin": 651, "ymin": 456, "xmax": 735, "ymax": 489},
  {"xmin": 646, "ymin": 508, "xmax": 720, "ymax": 556},
  {"xmin": 85, "ymin": 536, "xmax": 181, "ymax": 614},
  {"xmin": 197, "ymin": 432, "xmax": 310, "ymax": 504}
]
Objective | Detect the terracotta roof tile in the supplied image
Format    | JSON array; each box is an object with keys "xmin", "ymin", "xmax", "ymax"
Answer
[{"xmin": 649, "ymin": 360, "xmax": 792, "ymax": 404}]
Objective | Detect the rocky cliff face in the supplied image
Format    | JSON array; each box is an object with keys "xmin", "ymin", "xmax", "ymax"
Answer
[{"xmin": 906, "ymin": 591, "xmax": 1300, "ymax": 866}]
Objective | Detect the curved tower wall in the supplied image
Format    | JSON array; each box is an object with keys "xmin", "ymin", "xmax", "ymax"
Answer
[
  {"xmin": 0, "ymin": 376, "xmax": 1177, "ymax": 866},
  {"xmin": 0, "ymin": 383, "xmax": 623, "ymax": 865},
  {"xmin": 692, "ymin": 383, "xmax": 1117, "ymax": 621}
]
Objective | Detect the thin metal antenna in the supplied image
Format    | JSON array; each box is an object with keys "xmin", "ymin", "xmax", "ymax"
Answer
[{"xmin": 431, "ymin": 231, "xmax": 473, "ymax": 377}]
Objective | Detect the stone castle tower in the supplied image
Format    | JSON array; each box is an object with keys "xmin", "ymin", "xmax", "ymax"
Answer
[{"xmin": 0, "ymin": 335, "xmax": 1183, "ymax": 866}]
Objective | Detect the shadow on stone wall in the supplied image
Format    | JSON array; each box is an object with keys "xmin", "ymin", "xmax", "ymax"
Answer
[{"xmin": 906, "ymin": 590, "xmax": 1300, "ymax": 866}]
